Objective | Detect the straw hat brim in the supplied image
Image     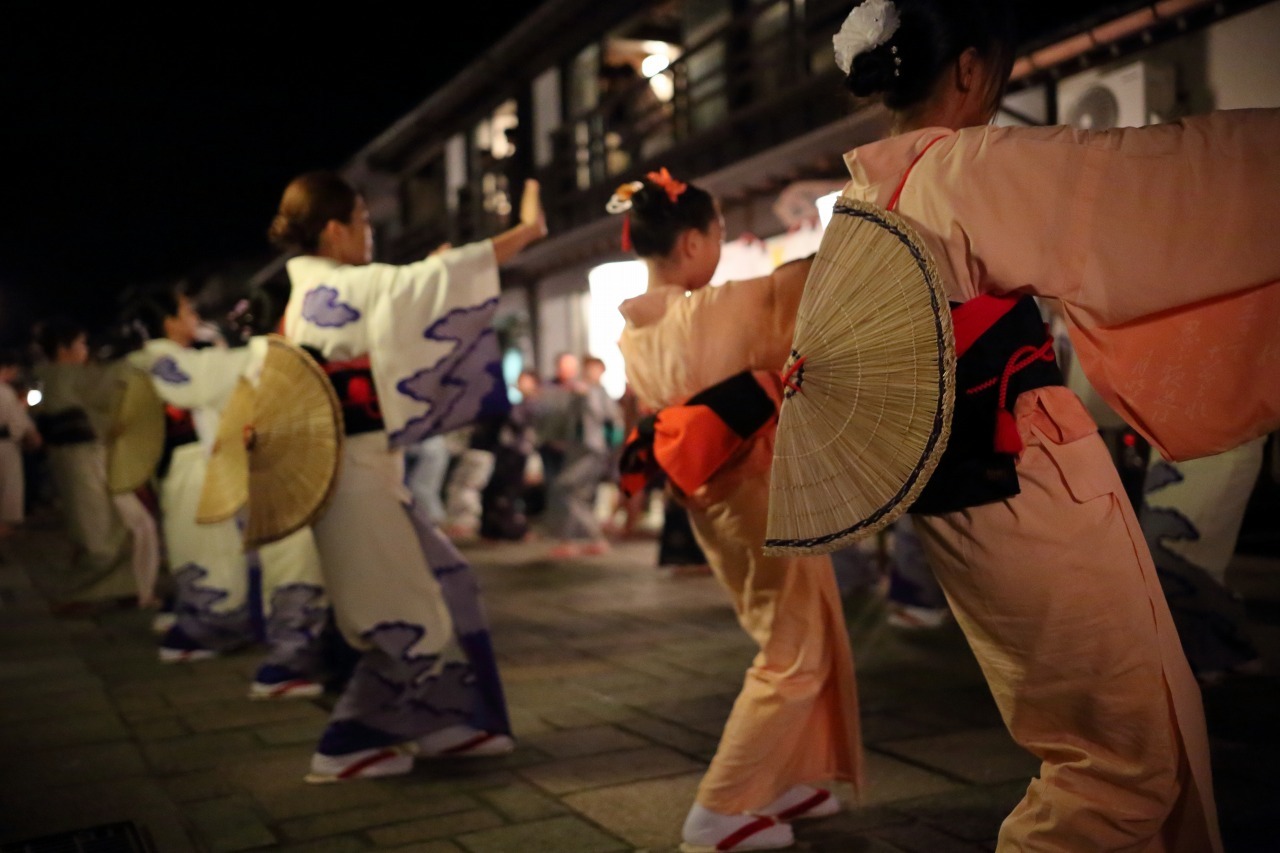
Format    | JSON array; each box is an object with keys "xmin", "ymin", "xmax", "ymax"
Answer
[
  {"xmin": 197, "ymin": 377, "xmax": 253, "ymax": 524},
  {"xmin": 764, "ymin": 198, "xmax": 955, "ymax": 556},
  {"xmin": 106, "ymin": 366, "xmax": 167, "ymax": 495},
  {"xmin": 242, "ymin": 334, "xmax": 343, "ymax": 549}
]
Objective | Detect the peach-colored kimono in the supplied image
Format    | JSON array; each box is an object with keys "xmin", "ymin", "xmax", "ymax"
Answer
[
  {"xmin": 619, "ymin": 262, "xmax": 863, "ymax": 814},
  {"xmin": 841, "ymin": 108, "xmax": 1280, "ymax": 852}
]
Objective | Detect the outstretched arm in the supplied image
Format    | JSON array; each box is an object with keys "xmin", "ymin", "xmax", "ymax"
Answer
[
  {"xmin": 490, "ymin": 179, "xmax": 548, "ymax": 266},
  {"xmin": 923, "ymin": 108, "xmax": 1280, "ymax": 324}
]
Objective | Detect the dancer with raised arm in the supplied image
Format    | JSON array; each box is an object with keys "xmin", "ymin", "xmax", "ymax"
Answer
[{"xmin": 270, "ymin": 171, "xmax": 546, "ymax": 782}]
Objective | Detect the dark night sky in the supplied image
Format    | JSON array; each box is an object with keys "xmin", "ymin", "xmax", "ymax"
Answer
[{"xmin": 2, "ymin": 1, "xmax": 1125, "ymax": 347}]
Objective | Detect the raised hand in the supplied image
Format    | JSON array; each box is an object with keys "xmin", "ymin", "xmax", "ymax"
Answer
[{"xmin": 520, "ymin": 179, "xmax": 548, "ymax": 239}]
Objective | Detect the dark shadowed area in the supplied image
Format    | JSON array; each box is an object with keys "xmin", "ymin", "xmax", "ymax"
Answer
[{"xmin": 1, "ymin": 1, "xmax": 1130, "ymax": 346}]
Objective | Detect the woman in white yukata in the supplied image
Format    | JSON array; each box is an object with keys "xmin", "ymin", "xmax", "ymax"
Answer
[
  {"xmin": 125, "ymin": 284, "xmax": 330, "ymax": 698},
  {"xmin": 32, "ymin": 317, "xmax": 161, "ymax": 611},
  {"xmin": 269, "ymin": 170, "xmax": 546, "ymax": 781},
  {"xmin": 0, "ymin": 349, "xmax": 42, "ymax": 539}
]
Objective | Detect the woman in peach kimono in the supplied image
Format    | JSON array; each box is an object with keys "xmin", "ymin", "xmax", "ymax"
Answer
[
  {"xmin": 614, "ymin": 171, "xmax": 861, "ymax": 853},
  {"xmin": 828, "ymin": 1, "xmax": 1280, "ymax": 850}
]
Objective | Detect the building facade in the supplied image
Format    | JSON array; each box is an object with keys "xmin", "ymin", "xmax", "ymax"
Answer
[{"xmin": 251, "ymin": 0, "xmax": 1280, "ymax": 393}]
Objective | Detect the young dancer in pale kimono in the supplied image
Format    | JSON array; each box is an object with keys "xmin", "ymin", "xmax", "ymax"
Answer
[
  {"xmin": 126, "ymin": 285, "xmax": 330, "ymax": 697},
  {"xmin": 829, "ymin": 1, "xmax": 1280, "ymax": 849},
  {"xmin": 32, "ymin": 318, "xmax": 161, "ymax": 611},
  {"xmin": 613, "ymin": 171, "xmax": 861, "ymax": 852},
  {"xmin": 269, "ymin": 170, "xmax": 545, "ymax": 781},
  {"xmin": 0, "ymin": 350, "xmax": 41, "ymax": 539}
]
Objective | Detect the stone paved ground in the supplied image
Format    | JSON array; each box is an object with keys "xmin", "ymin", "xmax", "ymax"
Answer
[{"xmin": 1, "ymin": 522, "xmax": 1278, "ymax": 853}]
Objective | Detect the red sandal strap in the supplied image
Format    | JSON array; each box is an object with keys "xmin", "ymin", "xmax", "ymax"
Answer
[
  {"xmin": 440, "ymin": 732, "xmax": 494, "ymax": 755},
  {"xmin": 775, "ymin": 789, "xmax": 830, "ymax": 821},
  {"xmin": 336, "ymin": 748, "xmax": 400, "ymax": 779},
  {"xmin": 717, "ymin": 816, "xmax": 777, "ymax": 851}
]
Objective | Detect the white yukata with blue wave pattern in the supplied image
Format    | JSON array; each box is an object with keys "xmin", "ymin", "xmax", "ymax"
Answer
[
  {"xmin": 282, "ymin": 242, "xmax": 512, "ymax": 760},
  {"xmin": 130, "ymin": 338, "xmax": 328, "ymax": 679}
]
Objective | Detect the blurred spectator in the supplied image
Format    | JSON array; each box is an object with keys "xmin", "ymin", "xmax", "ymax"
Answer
[
  {"xmin": 533, "ymin": 352, "xmax": 581, "ymax": 491},
  {"xmin": 475, "ymin": 370, "xmax": 541, "ymax": 541},
  {"xmin": 442, "ymin": 425, "xmax": 493, "ymax": 541},
  {"xmin": 544, "ymin": 355, "xmax": 620, "ymax": 558}
]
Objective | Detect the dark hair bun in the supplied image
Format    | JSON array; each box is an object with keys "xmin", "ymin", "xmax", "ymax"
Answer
[
  {"xmin": 267, "ymin": 213, "xmax": 306, "ymax": 253},
  {"xmin": 629, "ymin": 184, "xmax": 666, "ymax": 217},
  {"xmin": 847, "ymin": 44, "xmax": 898, "ymax": 98}
]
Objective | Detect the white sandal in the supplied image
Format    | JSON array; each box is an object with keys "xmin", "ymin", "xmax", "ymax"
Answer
[{"xmin": 305, "ymin": 745, "xmax": 414, "ymax": 783}]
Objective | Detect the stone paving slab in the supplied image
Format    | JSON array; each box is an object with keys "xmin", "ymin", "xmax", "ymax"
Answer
[
  {"xmin": 0, "ymin": 710, "xmax": 131, "ymax": 753},
  {"xmin": 0, "ymin": 739, "xmax": 149, "ymax": 790},
  {"xmin": 279, "ymin": 795, "xmax": 482, "ymax": 842},
  {"xmin": 518, "ymin": 746, "xmax": 705, "ymax": 795},
  {"xmin": 858, "ymin": 750, "xmax": 963, "ymax": 806},
  {"xmin": 875, "ymin": 728, "xmax": 1040, "ymax": 787},
  {"xmin": 560, "ymin": 771, "xmax": 702, "ymax": 849},
  {"xmin": 0, "ymin": 777, "xmax": 199, "ymax": 853},
  {"xmin": 885, "ymin": 781, "xmax": 1027, "ymax": 843},
  {"xmin": 363, "ymin": 808, "xmax": 507, "ymax": 847},
  {"xmin": 474, "ymin": 783, "xmax": 572, "ymax": 821},
  {"xmin": 186, "ymin": 795, "xmax": 279, "ymax": 852},
  {"xmin": 455, "ymin": 815, "xmax": 628, "ymax": 853},
  {"xmin": 0, "ymin": 686, "xmax": 116, "ymax": 725},
  {"xmin": 521, "ymin": 724, "xmax": 652, "ymax": 759}
]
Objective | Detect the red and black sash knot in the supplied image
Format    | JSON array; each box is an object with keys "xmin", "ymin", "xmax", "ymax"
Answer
[{"xmin": 618, "ymin": 371, "xmax": 778, "ymax": 498}]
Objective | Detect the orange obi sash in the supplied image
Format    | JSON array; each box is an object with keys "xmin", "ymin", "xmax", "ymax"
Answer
[{"xmin": 618, "ymin": 370, "xmax": 780, "ymax": 497}]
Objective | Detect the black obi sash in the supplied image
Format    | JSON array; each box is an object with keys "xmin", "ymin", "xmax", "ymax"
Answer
[
  {"xmin": 158, "ymin": 403, "xmax": 198, "ymax": 480},
  {"xmin": 910, "ymin": 295, "xmax": 1063, "ymax": 515},
  {"xmin": 300, "ymin": 346, "xmax": 384, "ymax": 436},
  {"xmin": 37, "ymin": 407, "xmax": 96, "ymax": 446}
]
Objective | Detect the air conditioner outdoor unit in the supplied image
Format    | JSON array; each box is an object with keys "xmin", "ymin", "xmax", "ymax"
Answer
[{"xmin": 1056, "ymin": 60, "xmax": 1177, "ymax": 130}]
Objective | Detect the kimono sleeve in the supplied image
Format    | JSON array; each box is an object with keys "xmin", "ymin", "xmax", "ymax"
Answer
[
  {"xmin": 923, "ymin": 108, "xmax": 1280, "ymax": 323},
  {"xmin": 362, "ymin": 240, "xmax": 509, "ymax": 446},
  {"xmin": 136, "ymin": 340, "xmax": 265, "ymax": 411},
  {"xmin": 919, "ymin": 110, "xmax": 1280, "ymax": 460},
  {"xmin": 691, "ymin": 256, "xmax": 813, "ymax": 374}
]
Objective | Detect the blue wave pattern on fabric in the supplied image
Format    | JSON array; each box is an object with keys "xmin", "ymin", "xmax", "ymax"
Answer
[
  {"xmin": 260, "ymin": 583, "xmax": 328, "ymax": 676},
  {"xmin": 317, "ymin": 619, "xmax": 476, "ymax": 756},
  {"xmin": 389, "ymin": 299, "xmax": 511, "ymax": 447},
  {"xmin": 169, "ymin": 563, "xmax": 251, "ymax": 653},
  {"xmin": 301, "ymin": 285, "xmax": 362, "ymax": 328},
  {"xmin": 150, "ymin": 356, "xmax": 191, "ymax": 385}
]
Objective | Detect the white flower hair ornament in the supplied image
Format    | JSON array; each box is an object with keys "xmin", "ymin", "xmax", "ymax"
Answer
[
  {"xmin": 833, "ymin": 0, "xmax": 902, "ymax": 75},
  {"xmin": 606, "ymin": 181, "xmax": 644, "ymax": 214}
]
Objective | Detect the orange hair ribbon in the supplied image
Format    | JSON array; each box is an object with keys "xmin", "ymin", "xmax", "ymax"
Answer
[{"xmin": 646, "ymin": 167, "xmax": 688, "ymax": 203}]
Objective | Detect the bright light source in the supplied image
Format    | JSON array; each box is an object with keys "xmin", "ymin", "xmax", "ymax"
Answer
[
  {"xmin": 641, "ymin": 54, "xmax": 670, "ymax": 78},
  {"xmin": 816, "ymin": 191, "xmax": 841, "ymax": 229},
  {"xmin": 26, "ymin": 389, "xmax": 41, "ymax": 407},
  {"xmin": 648, "ymin": 72, "xmax": 674, "ymax": 102},
  {"xmin": 587, "ymin": 261, "xmax": 649, "ymax": 400},
  {"xmin": 642, "ymin": 40, "xmax": 671, "ymax": 56}
]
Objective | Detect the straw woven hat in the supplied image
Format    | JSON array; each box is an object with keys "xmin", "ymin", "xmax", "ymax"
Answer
[
  {"xmin": 197, "ymin": 335, "xmax": 343, "ymax": 549},
  {"xmin": 764, "ymin": 197, "xmax": 955, "ymax": 556},
  {"xmin": 106, "ymin": 365, "xmax": 166, "ymax": 494}
]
